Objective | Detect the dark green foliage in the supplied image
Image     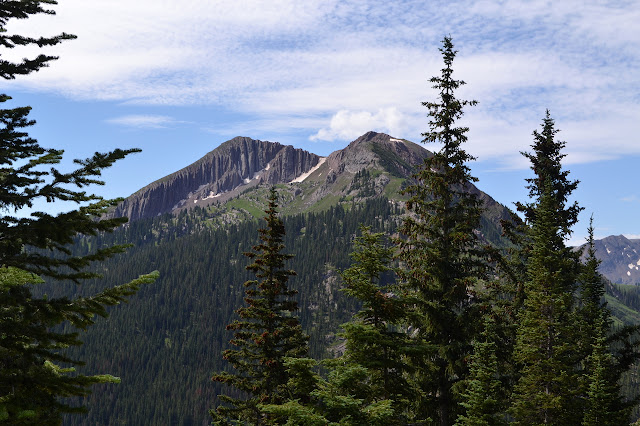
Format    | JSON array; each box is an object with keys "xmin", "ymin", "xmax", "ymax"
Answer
[
  {"xmin": 0, "ymin": 2, "xmax": 156, "ymax": 422},
  {"xmin": 261, "ymin": 357, "xmax": 396, "ymax": 426},
  {"xmin": 396, "ymin": 36, "xmax": 486, "ymax": 425},
  {"xmin": 210, "ymin": 188, "xmax": 309, "ymax": 424},
  {"xmin": 510, "ymin": 183, "xmax": 580, "ymax": 425},
  {"xmin": 456, "ymin": 316, "xmax": 507, "ymax": 426},
  {"xmin": 53, "ymin": 198, "xmax": 398, "ymax": 424},
  {"xmin": 0, "ymin": 268, "xmax": 157, "ymax": 423},
  {"xmin": 577, "ymin": 220, "xmax": 636, "ymax": 423},
  {"xmin": 516, "ymin": 110, "xmax": 581, "ymax": 233},
  {"xmin": 339, "ymin": 226, "xmax": 412, "ymax": 417},
  {"xmin": 0, "ymin": 0, "xmax": 76, "ymax": 79},
  {"xmin": 261, "ymin": 225, "xmax": 411, "ymax": 425},
  {"xmin": 583, "ymin": 313, "xmax": 626, "ymax": 425},
  {"xmin": 0, "ymin": 3, "xmax": 137, "ymax": 281},
  {"xmin": 509, "ymin": 113, "xmax": 583, "ymax": 424}
]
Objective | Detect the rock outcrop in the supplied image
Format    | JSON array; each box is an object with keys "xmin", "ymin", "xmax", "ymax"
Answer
[
  {"xmin": 579, "ymin": 235, "xmax": 640, "ymax": 285},
  {"xmin": 110, "ymin": 137, "xmax": 321, "ymax": 220}
]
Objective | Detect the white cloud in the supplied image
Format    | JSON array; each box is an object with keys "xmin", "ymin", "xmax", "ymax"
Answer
[
  {"xmin": 1, "ymin": 0, "xmax": 639, "ymax": 166},
  {"xmin": 106, "ymin": 115, "xmax": 183, "ymax": 129},
  {"xmin": 310, "ymin": 108, "xmax": 410, "ymax": 142}
]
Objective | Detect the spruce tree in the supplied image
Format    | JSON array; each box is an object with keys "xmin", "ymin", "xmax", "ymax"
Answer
[
  {"xmin": 578, "ymin": 219, "xmax": 630, "ymax": 424},
  {"xmin": 211, "ymin": 187, "xmax": 309, "ymax": 425},
  {"xmin": 0, "ymin": 267, "xmax": 157, "ymax": 423},
  {"xmin": 516, "ymin": 111, "xmax": 581, "ymax": 233},
  {"xmin": 260, "ymin": 357, "xmax": 396, "ymax": 426},
  {"xmin": 396, "ymin": 36, "xmax": 486, "ymax": 425},
  {"xmin": 510, "ymin": 182, "xmax": 579, "ymax": 425},
  {"xmin": 455, "ymin": 315, "xmax": 507, "ymax": 426},
  {"xmin": 576, "ymin": 218, "xmax": 608, "ymax": 363},
  {"xmin": 339, "ymin": 226, "xmax": 411, "ymax": 419},
  {"xmin": 509, "ymin": 113, "xmax": 582, "ymax": 424},
  {"xmin": 582, "ymin": 313, "xmax": 626, "ymax": 426},
  {"xmin": 0, "ymin": 2, "xmax": 157, "ymax": 422}
]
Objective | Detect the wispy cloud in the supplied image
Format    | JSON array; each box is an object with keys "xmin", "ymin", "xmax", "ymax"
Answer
[
  {"xmin": 106, "ymin": 115, "xmax": 184, "ymax": 129},
  {"xmin": 621, "ymin": 195, "xmax": 640, "ymax": 203},
  {"xmin": 1, "ymin": 0, "xmax": 639, "ymax": 166}
]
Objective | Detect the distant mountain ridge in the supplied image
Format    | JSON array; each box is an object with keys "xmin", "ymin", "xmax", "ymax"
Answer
[
  {"xmin": 583, "ymin": 235, "xmax": 640, "ymax": 285},
  {"xmin": 111, "ymin": 132, "xmax": 511, "ymax": 242},
  {"xmin": 111, "ymin": 137, "xmax": 321, "ymax": 220}
]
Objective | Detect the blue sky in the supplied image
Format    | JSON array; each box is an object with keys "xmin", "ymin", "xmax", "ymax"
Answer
[{"xmin": 2, "ymin": 0, "xmax": 639, "ymax": 245}]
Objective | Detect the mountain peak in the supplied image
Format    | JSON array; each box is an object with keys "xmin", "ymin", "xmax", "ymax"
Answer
[
  {"xmin": 324, "ymin": 131, "xmax": 428, "ymax": 177},
  {"xmin": 110, "ymin": 137, "xmax": 321, "ymax": 220},
  {"xmin": 586, "ymin": 235, "xmax": 640, "ymax": 284}
]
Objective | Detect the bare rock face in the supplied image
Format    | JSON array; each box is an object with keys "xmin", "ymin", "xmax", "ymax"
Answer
[
  {"xmin": 110, "ymin": 137, "xmax": 321, "ymax": 221},
  {"xmin": 581, "ymin": 235, "xmax": 640, "ymax": 285},
  {"xmin": 325, "ymin": 131, "xmax": 428, "ymax": 176}
]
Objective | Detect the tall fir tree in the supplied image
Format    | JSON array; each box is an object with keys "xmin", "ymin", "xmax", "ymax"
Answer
[
  {"xmin": 582, "ymin": 312, "xmax": 626, "ymax": 426},
  {"xmin": 497, "ymin": 109, "xmax": 583, "ymax": 342},
  {"xmin": 0, "ymin": 2, "xmax": 157, "ymax": 422},
  {"xmin": 509, "ymin": 113, "xmax": 582, "ymax": 424},
  {"xmin": 510, "ymin": 182, "xmax": 580, "ymax": 425},
  {"xmin": 211, "ymin": 187, "xmax": 309, "ymax": 425},
  {"xmin": 577, "ymin": 219, "xmax": 630, "ymax": 424},
  {"xmin": 576, "ymin": 218, "xmax": 609, "ymax": 364},
  {"xmin": 455, "ymin": 315, "xmax": 507, "ymax": 426},
  {"xmin": 395, "ymin": 36, "xmax": 487, "ymax": 425},
  {"xmin": 339, "ymin": 225, "xmax": 412, "ymax": 419}
]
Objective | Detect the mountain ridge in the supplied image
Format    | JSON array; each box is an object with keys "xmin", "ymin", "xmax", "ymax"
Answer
[
  {"xmin": 111, "ymin": 136, "xmax": 321, "ymax": 221},
  {"xmin": 111, "ymin": 132, "xmax": 509, "ymax": 230},
  {"xmin": 579, "ymin": 234, "xmax": 640, "ymax": 285}
]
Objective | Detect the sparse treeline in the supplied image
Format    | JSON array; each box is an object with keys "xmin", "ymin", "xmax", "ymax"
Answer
[{"xmin": 211, "ymin": 37, "xmax": 640, "ymax": 425}]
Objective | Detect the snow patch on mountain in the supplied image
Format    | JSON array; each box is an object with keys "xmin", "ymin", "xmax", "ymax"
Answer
[{"xmin": 290, "ymin": 157, "xmax": 326, "ymax": 183}]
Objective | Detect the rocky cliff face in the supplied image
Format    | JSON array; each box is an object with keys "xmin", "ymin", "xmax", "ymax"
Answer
[
  {"xmin": 111, "ymin": 131, "xmax": 512, "ymax": 250},
  {"xmin": 110, "ymin": 137, "xmax": 321, "ymax": 221},
  {"xmin": 324, "ymin": 131, "xmax": 427, "ymax": 176},
  {"xmin": 581, "ymin": 235, "xmax": 640, "ymax": 285}
]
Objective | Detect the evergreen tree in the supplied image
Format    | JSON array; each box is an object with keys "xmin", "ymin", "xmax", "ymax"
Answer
[
  {"xmin": 516, "ymin": 111, "xmax": 581, "ymax": 233},
  {"xmin": 211, "ymin": 187, "xmax": 309, "ymax": 425},
  {"xmin": 509, "ymin": 113, "xmax": 582, "ymax": 424},
  {"xmin": 583, "ymin": 313, "xmax": 626, "ymax": 425},
  {"xmin": 340, "ymin": 226, "xmax": 409, "ymax": 404},
  {"xmin": 0, "ymin": 2, "xmax": 157, "ymax": 422},
  {"xmin": 455, "ymin": 315, "xmax": 506, "ymax": 426},
  {"xmin": 497, "ymin": 110, "xmax": 584, "ymax": 354},
  {"xmin": 260, "ymin": 357, "xmax": 396, "ymax": 426},
  {"xmin": 0, "ymin": 267, "xmax": 157, "ymax": 423},
  {"xmin": 578, "ymin": 219, "xmax": 630, "ymax": 424},
  {"xmin": 576, "ymin": 218, "xmax": 608, "ymax": 364},
  {"xmin": 395, "ymin": 36, "xmax": 486, "ymax": 425},
  {"xmin": 510, "ymin": 183, "xmax": 579, "ymax": 425}
]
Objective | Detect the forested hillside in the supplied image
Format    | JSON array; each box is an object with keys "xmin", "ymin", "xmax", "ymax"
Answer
[
  {"xmin": 4, "ymin": 3, "xmax": 640, "ymax": 425},
  {"xmin": 29, "ymin": 190, "xmax": 640, "ymax": 425},
  {"xmin": 51, "ymin": 198, "xmax": 401, "ymax": 424}
]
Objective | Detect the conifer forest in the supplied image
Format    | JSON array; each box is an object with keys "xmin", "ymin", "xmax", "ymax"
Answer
[{"xmin": 2, "ymin": 2, "xmax": 640, "ymax": 425}]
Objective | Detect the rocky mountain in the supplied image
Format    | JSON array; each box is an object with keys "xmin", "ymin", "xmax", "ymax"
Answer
[
  {"xmin": 59, "ymin": 131, "xmax": 640, "ymax": 425},
  {"xmin": 111, "ymin": 131, "xmax": 512, "ymax": 246},
  {"xmin": 583, "ymin": 235, "xmax": 640, "ymax": 285},
  {"xmin": 110, "ymin": 136, "xmax": 321, "ymax": 221}
]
